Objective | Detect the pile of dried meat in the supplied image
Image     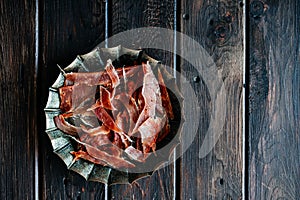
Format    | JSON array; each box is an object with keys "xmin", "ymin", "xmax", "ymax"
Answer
[{"xmin": 54, "ymin": 60, "xmax": 175, "ymax": 169}]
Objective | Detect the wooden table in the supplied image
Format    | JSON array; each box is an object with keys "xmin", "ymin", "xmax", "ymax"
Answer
[{"xmin": 0, "ymin": 0, "xmax": 299, "ymax": 199}]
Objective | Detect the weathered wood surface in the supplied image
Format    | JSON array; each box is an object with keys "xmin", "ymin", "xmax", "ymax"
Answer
[
  {"xmin": 108, "ymin": 0, "xmax": 177, "ymax": 199},
  {"xmin": 0, "ymin": 1, "xmax": 37, "ymax": 200},
  {"xmin": 180, "ymin": 0, "xmax": 244, "ymax": 199},
  {"xmin": 39, "ymin": 1, "xmax": 106, "ymax": 199},
  {"xmin": 1, "ymin": 0, "xmax": 300, "ymax": 199},
  {"xmin": 248, "ymin": 0, "xmax": 300, "ymax": 199}
]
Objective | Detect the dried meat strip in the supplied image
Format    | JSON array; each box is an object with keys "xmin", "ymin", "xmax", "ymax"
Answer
[
  {"xmin": 92, "ymin": 106, "xmax": 122, "ymax": 133},
  {"xmin": 55, "ymin": 58, "xmax": 177, "ymax": 168},
  {"xmin": 81, "ymin": 124, "xmax": 110, "ymax": 137},
  {"xmin": 114, "ymin": 109, "xmax": 130, "ymax": 134},
  {"xmin": 124, "ymin": 146, "xmax": 148, "ymax": 162},
  {"xmin": 99, "ymin": 86, "xmax": 114, "ymax": 110},
  {"xmin": 156, "ymin": 118, "xmax": 171, "ymax": 143},
  {"xmin": 105, "ymin": 59, "xmax": 120, "ymax": 87},
  {"xmin": 71, "ymin": 150, "xmax": 108, "ymax": 166},
  {"xmin": 59, "ymin": 84, "xmax": 96, "ymax": 113},
  {"xmin": 84, "ymin": 144, "xmax": 135, "ymax": 168},
  {"xmin": 157, "ymin": 68, "xmax": 174, "ymax": 120},
  {"xmin": 138, "ymin": 116, "xmax": 167, "ymax": 153},
  {"xmin": 131, "ymin": 62, "xmax": 165, "ymax": 136},
  {"xmin": 113, "ymin": 94, "xmax": 139, "ymax": 135},
  {"xmin": 54, "ymin": 115, "xmax": 82, "ymax": 137},
  {"xmin": 64, "ymin": 65, "xmax": 140, "ymax": 87},
  {"xmin": 64, "ymin": 71, "xmax": 111, "ymax": 86}
]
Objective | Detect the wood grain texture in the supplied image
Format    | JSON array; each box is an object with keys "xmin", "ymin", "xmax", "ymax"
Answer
[
  {"xmin": 248, "ymin": 0, "xmax": 300, "ymax": 199},
  {"xmin": 109, "ymin": 0, "xmax": 176, "ymax": 199},
  {"xmin": 109, "ymin": 0, "xmax": 175, "ymax": 68},
  {"xmin": 180, "ymin": 0, "xmax": 244, "ymax": 199},
  {"xmin": 0, "ymin": 1, "xmax": 37, "ymax": 199},
  {"xmin": 38, "ymin": 1, "xmax": 106, "ymax": 199},
  {"xmin": 4, "ymin": 0, "xmax": 299, "ymax": 198}
]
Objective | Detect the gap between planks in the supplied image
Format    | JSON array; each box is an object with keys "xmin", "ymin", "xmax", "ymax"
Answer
[{"xmin": 35, "ymin": 0, "xmax": 40, "ymax": 199}]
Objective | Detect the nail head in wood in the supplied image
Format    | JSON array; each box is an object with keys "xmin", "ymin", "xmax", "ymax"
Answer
[
  {"xmin": 239, "ymin": 1, "xmax": 244, "ymax": 7},
  {"xmin": 250, "ymin": 0, "xmax": 264, "ymax": 18},
  {"xmin": 182, "ymin": 13, "xmax": 189, "ymax": 20},
  {"xmin": 193, "ymin": 76, "xmax": 200, "ymax": 83}
]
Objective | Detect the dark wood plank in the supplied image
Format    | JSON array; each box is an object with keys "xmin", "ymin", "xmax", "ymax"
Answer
[
  {"xmin": 109, "ymin": 0, "xmax": 176, "ymax": 199},
  {"xmin": 38, "ymin": 1, "xmax": 106, "ymax": 199},
  {"xmin": 248, "ymin": 0, "xmax": 300, "ymax": 199},
  {"xmin": 0, "ymin": 1, "xmax": 37, "ymax": 199},
  {"xmin": 109, "ymin": 0, "xmax": 175, "ymax": 68},
  {"xmin": 180, "ymin": 0, "xmax": 244, "ymax": 199}
]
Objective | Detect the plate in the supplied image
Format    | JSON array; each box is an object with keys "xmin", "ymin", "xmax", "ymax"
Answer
[{"xmin": 44, "ymin": 45, "xmax": 183, "ymax": 184}]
